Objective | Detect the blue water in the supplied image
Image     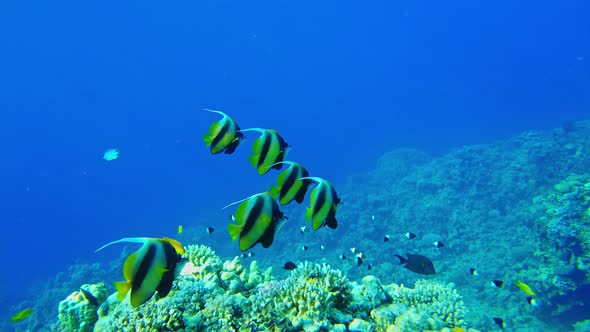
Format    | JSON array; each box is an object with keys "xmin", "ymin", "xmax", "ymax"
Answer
[{"xmin": 0, "ymin": 0, "xmax": 588, "ymax": 324}]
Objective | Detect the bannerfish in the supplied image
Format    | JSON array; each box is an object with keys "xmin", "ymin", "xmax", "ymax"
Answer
[
  {"xmin": 103, "ymin": 148, "xmax": 119, "ymax": 161},
  {"xmin": 384, "ymin": 235, "xmax": 391, "ymax": 242},
  {"xmin": 301, "ymin": 176, "xmax": 340, "ymax": 230},
  {"xmin": 9, "ymin": 308, "xmax": 33, "ymax": 323},
  {"xmin": 339, "ymin": 254, "xmax": 347, "ymax": 260},
  {"xmin": 283, "ymin": 261, "xmax": 297, "ymax": 270},
  {"xmin": 240, "ymin": 128, "xmax": 289, "ymax": 175},
  {"xmin": 514, "ymin": 280, "xmax": 536, "ymax": 296},
  {"xmin": 226, "ymin": 192, "xmax": 287, "ymax": 251},
  {"xmin": 320, "ymin": 244, "xmax": 325, "ymax": 251},
  {"xmin": 405, "ymin": 232, "xmax": 416, "ymax": 240},
  {"xmin": 203, "ymin": 109, "xmax": 245, "ymax": 155},
  {"xmin": 300, "ymin": 226, "xmax": 309, "ymax": 234},
  {"xmin": 302, "ymin": 245, "xmax": 309, "ymax": 251},
  {"xmin": 206, "ymin": 226, "xmax": 215, "ymax": 234},
  {"xmin": 395, "ymin": 254, "xmax": 436, "ymax": 275},
  {"xmin": 177, "ymin": 225, "xmax": 183, "ymax": 235},
  {"xmin": 95, "ymin": 237, "xmax": 185, "ymax": 307},
  {"xmin": 268, "ymin": 161, "xmax": 312, "ymax": 205},
  {"xmin": 433, "ymin": 241, "xmax": 445, "ymax": 248},
  {"xmin": 357, "ymin": 256, "xmax": 363, "ymax": 267},
  {"xmin": 469, "ymin": 268, "xmax": 478, "ymax": 276}
]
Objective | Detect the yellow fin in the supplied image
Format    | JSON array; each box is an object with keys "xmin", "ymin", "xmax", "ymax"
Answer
[
  {"xmin": 228, "ymin": 223, "xmax": 242, "ymax": 242},
  {"xmin": 114, "ymin": 281, "xmax": 131, "ymax": 301},
  {"xmin": 162, "ymin": 237, "xmax": 185, "ymax": 255},
  {"xmin": 122, "ymin": 252, "xmax": 138, "ymax": 281}
]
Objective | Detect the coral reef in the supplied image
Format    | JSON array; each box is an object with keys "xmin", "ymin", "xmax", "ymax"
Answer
[
  {"xmin": 384, "ymin": 279, "xmax": 466, "ymax": 330},
  {"xmin": 54, "ymin": 246, "xmax": 471, "ymax": 331},
  {"xmin": 530, "ymin": 173, "xmax": 590, "ymax": 297}
]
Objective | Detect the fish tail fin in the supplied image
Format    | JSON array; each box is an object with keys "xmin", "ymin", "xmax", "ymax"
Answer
[
  {"xmin": 203, "ymin": 134, "xmax": 213, "ymax": 146},
  {"xmin": 114, "ymin": 281, "xmax": 131, "ymax": 301},
  {"xmin": 227, "ymin": 223, "xmax": 242, "ymax": 242},
  {"xmin": 394, "ymin": 255, "xmax": 407, "ymax": 265},
  {"xmin": 269, "ymin": 185, "xmax": 280, "ymax": 200}
]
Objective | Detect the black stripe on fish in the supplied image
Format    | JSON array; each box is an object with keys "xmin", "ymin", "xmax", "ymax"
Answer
[
  {"xmin": 211, "ymin": 120, "xmax": 231, "ymax": 151},
  {"xmin": 257, "ymin": 133, "xmax": 272, "ymax": 168},
  {"xmin": 313, "ymin": 186, "xmax": 328, "ymax": 217},
  {"xmin": 156, "ymin": 241, "xmax": 180, "ymax": 298},
  {"xmin": 280, "ymin": 167, "xmax": 298, "ymax": 199},
  {"xmin": 240, "ymin": 195, "xmax": 265, "ymax": 236},
  {"xmin": 224, "ymin": 125, "xmax": 243, "ymax": 154},
  {"xmin": 133, "ymin": 243, "xmax": 157, "ymax": 290},
  {"xmin": 272, "ymin": 134, "xmax": 289, "ymax": 169}
]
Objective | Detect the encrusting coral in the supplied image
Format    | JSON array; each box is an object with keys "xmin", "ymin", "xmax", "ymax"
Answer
[{"xmin": 54, "ymin": 282, "xmax": 108, "ymax": 332}]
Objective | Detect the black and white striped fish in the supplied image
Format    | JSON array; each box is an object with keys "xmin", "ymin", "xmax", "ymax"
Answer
[
  {"xmin": 301, "ymin": 176, "xmax": 340, "ymax": 230},
  {"xmin": 269, "ymin": 161, "xmax": 312, "ymax": 205},
  {"xmin": 240, "ymin": 128, "xmax": 289, "ymax": 175},
  {"xmin": 95, "ymin": 237, "xmax": 185, "ymax": 307},
  {"xmin": 226, "ymin": 192, "xmax": 287, "ymax": 251},
  {"xmin": 203, "ymin": 109, "xmax": 245, "ymax": 154}
]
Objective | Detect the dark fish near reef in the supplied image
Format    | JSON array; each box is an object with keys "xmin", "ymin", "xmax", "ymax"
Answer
[
  {"xmin": 206, "ymin": 226, "xmax": 215, "ymax": 234},
  {"xmin": 95, "ymin": 237, "xmax": 185, "ymax": 307},
  {"xmin": 384, "ymin": 235, "xmax": 391, "ymax": 242},
  {"xmin": 203, "ymin": 109, "xmax": 245, "ymax": 155},
  {"xmin": 10, "ymin": 308, "xmax": 33, "ymax": 323},
  {"xmin": 357, "ymin": 256, "xmax": 363, "ymax": 267},
  {"xmin": 469, "ymin": 268, "xmax": 478, "ymax": 276},
  {"xmin": 395, "ymin": 254, "xmax": 436, "ymax": 275},
  {"xmin": 241, "ymin": 128, "xmax": 289, "ymax": 175},
  {"xmin": 302, "ymin": 245, "xmax": 309, "ymax": 251},
  {"xmin": 269, "ymin": 161, "xmax": 312, "ymax": 205},
  {"xmin": 433, "ymin": 241, "xmax": 444, "ymax": 248},
  {"xmin": 79, "ymin": 288, "xmax": 99, "ymax": 306},
  {"xmin": 405, "ymin": 232, "xmax": 416, "ymax": 240},
  {"xmin": 241, "ymin": 252, "xmax": 255, "ymax": 259},
  {"xmin": 283, "ymin": 261, "xmax": 297, "ymax": 270},
  {"xmin": 493, "ymin": 317, "xmax": 505, "ymax": 329},
  {"xmin": 339, "ymin": 254, "xmax": 347, "ymax": 260},
  {"xmin": 491, "ymin": 280, "xmax": 504, "ymax": 288},
  {"xmin": 226, "ymin": 192, "xmax": 287, "ymax": 251},
  {"xmin": 526, "ymin": 296, "xmax": 538, "ymax": 307},
  {"xmin": 301, "ymin": 176, "xmax": 340, "ymax": 230}
]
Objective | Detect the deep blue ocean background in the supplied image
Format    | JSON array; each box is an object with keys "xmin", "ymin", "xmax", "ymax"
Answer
[{"xmin": 0, "ymin": 0, "xmax": 588, "ymax": 324}]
